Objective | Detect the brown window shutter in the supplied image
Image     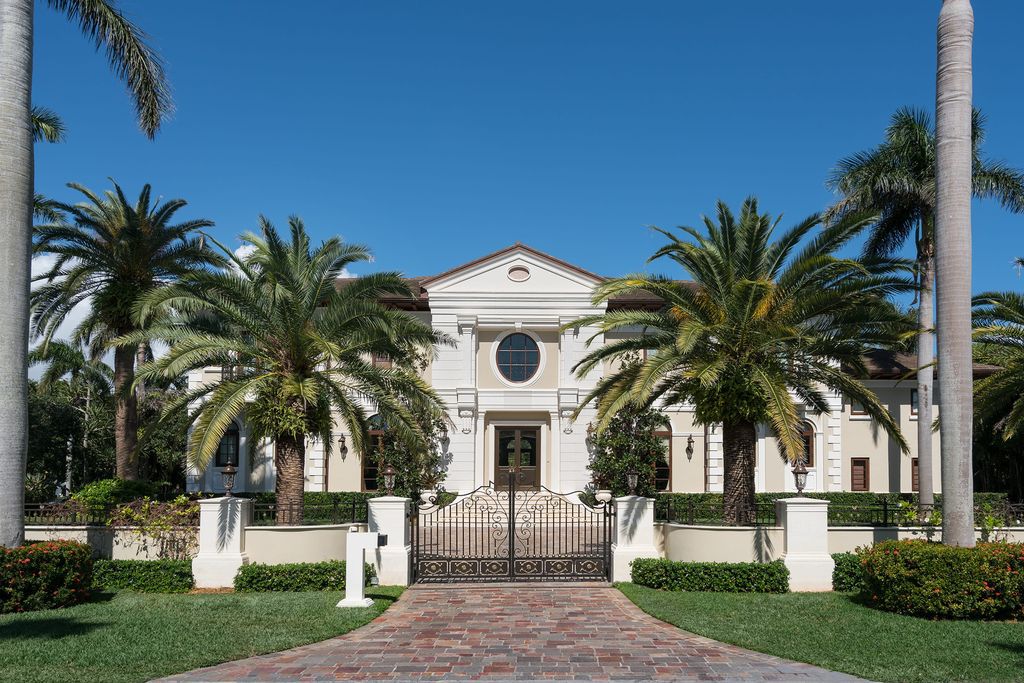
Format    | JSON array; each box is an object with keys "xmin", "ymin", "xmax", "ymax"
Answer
[
  {"xmin": 911, "ymin": 458, "xmax": 919, "ymax": 492},
  {"xmin": 850, "ymin": 458, "xmax": 869, "ymax": 492}
]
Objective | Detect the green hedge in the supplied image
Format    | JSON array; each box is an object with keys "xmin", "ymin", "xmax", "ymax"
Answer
[
  {"xmin": 72, "ymin": 479, "xmax": 160, "ymax": 512},
  {"xmin": 831, "ymin": 552, "xmax": 863, "ymax": 592},
  {"xmin": 244, "ymin": 491, "xmax": 378, "ymax": 506},
  {"xmin": 93, "ymin": 559, "xmax": 193, "ymax": 593},
  {"xmin": 859, "ymin": 540, "xmax": 1024, "ymax": 620},
  {"xmin": 234, "ymin": 561, "xmax": 375, "ymax": 592},
  {"xmin": 0, "ymin": 541, "xmax": 93, "ymax": 613},
  {"xmin": 630, "ymin": 558, "xmax": 789, "ymax": 593}
]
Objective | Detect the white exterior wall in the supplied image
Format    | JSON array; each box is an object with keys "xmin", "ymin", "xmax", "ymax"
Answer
[{"xmin": 185, "ymin": 245, "xmax": 935, "ymax": 496}]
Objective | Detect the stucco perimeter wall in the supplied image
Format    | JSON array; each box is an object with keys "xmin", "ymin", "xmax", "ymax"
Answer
[
  {"xmin": 828, "ymin": 526, "xmax": 1024, "ymax": 553},
  {"xmin": 657, "ymin": 523, "xmax": 784, "ymax": 563},
  {"xmin": 243, "ymin": 523, "xmax": 365, "ymax": 565},
  {"xmin": 657, "ymin": 523, "xmax": 1024, "ymax": 564},
  {"xmin": 25, "ymin": 526, "xmax": 175, "ymax": 560}
]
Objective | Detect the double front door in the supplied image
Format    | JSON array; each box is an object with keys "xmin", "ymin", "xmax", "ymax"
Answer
[{"xmin": 496, "ymin": 427, "xmax": 540, "ymax": 489}]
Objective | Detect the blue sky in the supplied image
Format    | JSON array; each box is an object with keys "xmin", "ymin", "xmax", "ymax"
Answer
[{"xmin": 32, "ymin": 1, "xmax": 1024, "ymax": 289}]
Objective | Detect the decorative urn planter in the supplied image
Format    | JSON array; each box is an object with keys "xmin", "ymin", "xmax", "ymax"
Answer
[
  {"xmin": 595, "ymin": 489, "xmax": 613, "ymax": 504},
  {"xmin": 420, "ymin": 490, "xmax": 437, "ymax": 505}
]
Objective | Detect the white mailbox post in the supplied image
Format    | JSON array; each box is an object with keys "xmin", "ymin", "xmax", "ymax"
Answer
[{"xmin": 337, "ymin": 528, "xmax": 382, "ymax": 608}]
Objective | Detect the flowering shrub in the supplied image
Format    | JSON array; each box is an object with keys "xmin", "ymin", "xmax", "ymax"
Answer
[
  {"xmin": 0, "ymin": 541, "xmax": 93, "ymax": 613},
  {"xmin": 109, "ymin": 496, "xmax": 199, "ymax": 560},
  {"xmin": 859, "ymin": 540, "xmax": 1024, "ymax": 620}
]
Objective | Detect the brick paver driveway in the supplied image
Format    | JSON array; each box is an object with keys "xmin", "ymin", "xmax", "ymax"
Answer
[{"xmin": 162, "ymin": 586, "xmax": 865, "ymax": 681}]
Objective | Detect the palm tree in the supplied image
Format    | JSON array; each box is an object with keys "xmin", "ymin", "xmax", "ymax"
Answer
[
  {"xmin": 31, "ymin": 182, "xmax": 220, "ymax": 481},
  {"xmin": 132, "ymin": 217, "xmax": 451, "ymax": 525},
  {"xmin": 568, "ymin": 198, "xmax": 915, "ymax": 523},
  {"xmin": 0, "ymin": 0, "xmax": 170, "ymax": 547},
  {"xmin": 972, "ymin": 291, "xmax": 1024, "ymax": 439},
  {"xmin": 827, "ymin": 107, "xmax": 1024, "ymax": 517},
  {"xmin": 935, "ymin": 0, "xmax": 976, "ymax": 547}
]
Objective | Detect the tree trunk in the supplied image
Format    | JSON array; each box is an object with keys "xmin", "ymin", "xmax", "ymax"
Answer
[
  {"xmin": 0, "ymin": 0, "xmax": 34, "ymax": 548},
  {"xmin": 935, "ymin": 0, "xmax": 975, "ymax": 547},
  {"xmin": 722, "ymin": 421, "xmax": 756, "ymax": 525},
  {"xmin": 134, "ymin": 341, "xmax": 148, "ymax": 404},
  {"xmin": 275, "ymin": 433, "xmax": 305, "ymax": 526},
  {"xmin": 917, "ymin": 242, "xmax": 936, "ymax": 517},
  {"xmin": 113, "ymin": 345, "xmax": 139, "ymax": 480}
]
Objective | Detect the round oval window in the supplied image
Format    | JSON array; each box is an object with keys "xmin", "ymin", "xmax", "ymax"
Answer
[{"xmin": 496, "ymin": 333, "xmax": 540, "ymax": 383}]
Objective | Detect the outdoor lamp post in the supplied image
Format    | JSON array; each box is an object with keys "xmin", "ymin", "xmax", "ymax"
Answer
[
  {"xmin": 221, "ymin": 463, "xmax": 237, "ymax": 497},
  {"xmin": 382, "ymin": 464, "xmax": 397, "ymax": 496},
  {"xmin": 625, "ymin": 469, "xmax": 639, "ymax": 496},
  {"xmin": 792, "ymin": 458, "xmax": 808, "ymax": 495}
]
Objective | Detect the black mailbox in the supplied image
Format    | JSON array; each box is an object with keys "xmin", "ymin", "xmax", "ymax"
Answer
[{"xmin": 377, "ymin": 534, "xmax": 388, "ymax": 547}]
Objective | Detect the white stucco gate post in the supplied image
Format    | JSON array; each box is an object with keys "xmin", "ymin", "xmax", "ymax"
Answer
[
  {"xmin": 367, "ymin": 496, "xmax": 412, "ymax": 585},
  {"xmin": 776, "ymin": 497, "xmax": 834, "ymax": 591},
  {"xmin": 192, "ymin": 496, "xmax": 253, "ymax": 588},
  {"xmin": 611, "ymin": 495, "xmax": 660, "ymax": 582}
]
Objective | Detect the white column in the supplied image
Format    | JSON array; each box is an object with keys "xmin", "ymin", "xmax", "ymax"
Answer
[
  {"xmin": 192, "ymin": 497, "xmax": 252, "ymax": 588},
  {"xmin": 776, "ymin": 497, "xmax": 834, "ymax": 591},
  {"xmin": 367, "ymin": 496, "xmax": 411, "ymax": 585},
  {"xmin": 611, "ymin": 496, "xmax": 660, "ymax": 582}
]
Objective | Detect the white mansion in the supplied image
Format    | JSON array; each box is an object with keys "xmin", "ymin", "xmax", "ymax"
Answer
[{"xmin": 187, "ymin": 243, "xmax": 983, "ymax": 496}]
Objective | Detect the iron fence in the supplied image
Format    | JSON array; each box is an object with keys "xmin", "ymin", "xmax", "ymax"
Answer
[
  {"xmin": 23, "ymin": 503, "xmax": 112, "ymax": 526},
  {"xmin": 655, "ymin": 498, "xmax": 777, "ymax": 526},
  {"xmin": 250, "ymin": 500, "xmax": 369, "ymax": 526}
]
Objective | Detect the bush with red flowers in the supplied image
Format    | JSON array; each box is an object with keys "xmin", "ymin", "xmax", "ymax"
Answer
[
  {"xmin": 859, "ymin": 539, "xmax": 1024, "ymax": 620},
  {"xmin": 0, "ymin": 540, "xmax": 93, "ymax": 613}
]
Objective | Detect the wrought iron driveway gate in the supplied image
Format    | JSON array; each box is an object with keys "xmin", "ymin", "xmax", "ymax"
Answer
[{"xmin": 410, "ymin": 473, "xmax": 613, "ymax": 583}]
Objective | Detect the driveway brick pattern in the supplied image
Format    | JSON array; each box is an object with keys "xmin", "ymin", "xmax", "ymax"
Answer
[{"xmin": 162, "ymin": 586, "xmax": 865, "ymax": 681}]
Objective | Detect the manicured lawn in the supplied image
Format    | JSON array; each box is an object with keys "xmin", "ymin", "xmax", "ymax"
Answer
[
  {"xmin": 0, "ymin": 587, "xmax": 403, "ymax": 683},
  {"xmin": 618, "ymin": 584, "xmax": 1024, "ymax": 683}
]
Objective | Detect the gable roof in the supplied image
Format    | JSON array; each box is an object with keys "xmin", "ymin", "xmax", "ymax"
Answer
[
  {"xmin": 417, "ymin": 242, "xmax": 605, "ymax": 287},
  {"xmin": 845, "ymin": 349, "xmax": 999, "ymax": 380}
]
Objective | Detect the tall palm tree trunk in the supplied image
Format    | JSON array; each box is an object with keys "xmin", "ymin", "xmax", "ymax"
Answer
[
  {"xmin": 917, "ymin": 244, "xmax": 936, "ymax": 516},
  {"xmin": 113, "ymin": 345, "xmax": 139, "ymax": 480},
  {"xmin": 935, "ymin": 0, "xmax": 975, "ymax": 547},
  {"xmin": 722, "ymin": 421, "xmax": 756, "ymax": 525},
  {"xmin": 0, "ymin": 0, "xmax": 34, "ymax": 548},
  {"xmin": 275, "ymin": 433, "xmax": 305, "ymax": 526}
]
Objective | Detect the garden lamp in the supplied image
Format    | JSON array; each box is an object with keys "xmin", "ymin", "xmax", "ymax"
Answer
[
  {"xmin": 382, "ymin": 463, "xmax": 397, "ymax": 496},
  {"xmin": 792, "ymin": 458, "xmax": 808, "ymax": 495},
  {"xmin": 221, "ymin": 463, "xmax": 237, "ymax": 497}
]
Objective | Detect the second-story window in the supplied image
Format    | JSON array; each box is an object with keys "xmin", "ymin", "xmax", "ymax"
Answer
[{"xmin": 496, "ymin": 333, "xmax": 540, "ymax": 383}]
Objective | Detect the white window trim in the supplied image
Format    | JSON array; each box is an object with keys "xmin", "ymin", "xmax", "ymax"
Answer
[{"xmin": 490, "ymin": 328, "xmax": 547, "ymax": 389}]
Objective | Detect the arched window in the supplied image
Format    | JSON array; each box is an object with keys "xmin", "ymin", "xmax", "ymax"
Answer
[
  {"xmin": 215, "ymin": 422, "xmax": 240, "ymax": 467},
  {"xmin": 496, "ymin": 332, "xmax": 540, "ymax": 383},
  {"xmin": 363, "ymin": 414, "xmax": 387, "ymax": 491},
  {"xmin": 799, "ymin": 421, "xmax": 815, "ymax": 468}
]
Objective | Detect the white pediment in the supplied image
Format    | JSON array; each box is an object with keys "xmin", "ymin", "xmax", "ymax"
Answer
[{"xmin": 422, "ymin": 244, "xmax": 603, "ymax": 296}]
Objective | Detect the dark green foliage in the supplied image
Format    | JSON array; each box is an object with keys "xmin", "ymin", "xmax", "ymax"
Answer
[
  {"xmin": 93, "ymin": 559, "xmax": 193, "ymax": 593},
  {"xmin": 0, "ymin": 541, "xmax": 93, "ymax": 613},
  {"xmin": 831, "ymin": 553, "xmax": 864, "ymax": 592},
  {"xmin": 859, "ymin": 540, "xmax": 1024, "ymax": 620},
  {"xmin": 656, "ymin": 491, "xmax": 1010, "ymax": 525},
  {"xmin": 586, "ymin": 401, "xmax": 669, "ymax": 497},
  {"xmin": 630, "ymin": 558, "xmax": 789, "ymax": 593},
  {"xmin": 373, "ymin": 415, "xmax": 449, "ymax": 498},
  {"xmin": 72, "ymin": 478, "xmax": 159, "ymax": 512},
  {"xmin": 234, "ymin": 561, "xmax": 375, "ymax": 592},
  {"xmin": 26, "ymin": 384, "xmax": 84, "ymax": 502}
]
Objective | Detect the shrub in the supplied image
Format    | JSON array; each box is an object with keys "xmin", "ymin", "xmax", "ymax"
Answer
[
  {"xmin": 831, "ymin": 552, "xmax": 863, "ymax": 592},
  {"xmin": 234, "ymin": 561, "xmax": 375, "ymax": 592},
  {"xmin": 859, "ymin": 540, "xmax": 1024, "ymax": 620},
  {"xmin": 108, "ymin": 496, "xmax": 199, "ymax": 560},
  {"xmin": 630, "ymin": 558, "xmax": 789, "ymax": 593},
  {"xmin": 93, "ymin": 559, "xmax": 194, "ymax": 593},
  {"xmin": 72, "ymin": 478, "xmax": 159, "ymax": 512},
  {"xmin": 0, "ymin": 541, "xmax": 93, "ymax": 613}
]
